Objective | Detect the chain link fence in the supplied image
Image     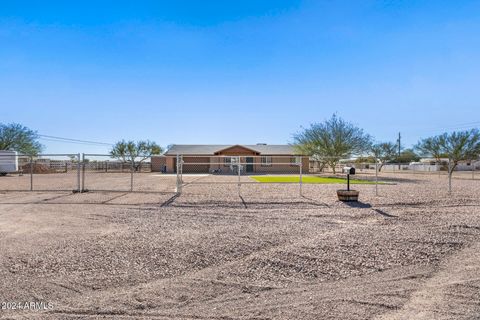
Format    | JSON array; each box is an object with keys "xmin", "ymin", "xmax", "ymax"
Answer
[
  {"xmin": 81, "ymin": 154, "xmax": 176, "ymax": 193},
  {"xmin": 374, "ymin": 161, "xmax": 480, "ymax": 180},
  {"xmin": 0, "ymin": 153, "xmax": 176, "ymax": 193},
  {"xmin": 1, "ymin": 153, "xmax": 478, "ymax": 195},
  {"xmin": 0, "ymin": 153, "xmax": 80, "ymax": 191}
]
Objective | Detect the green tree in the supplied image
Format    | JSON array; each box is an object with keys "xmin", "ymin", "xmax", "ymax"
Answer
[
  {"xmin": 293, "ymin": 114, "xmax": 372, "ymax": 173},
  {"xmin": 370, "ymin": 142, "xmax": 397, "ymax": 171},
  {"xmin": 0, "ymin": 123, "xmax": 43, "ymax": 155},
  {"xmin": 415, "ymin": 136, "xmax": 444, "ymax": 163},
  {"xmin": 110, "ymin": 140, "xmax": 163, "ymax": 171},
  {"xmin": 396, "ymin": 148, "xmax": 420, "ymax": 163},
  {"xmin": 416, "ymin": 129, "xmax": 480, "ymax": 192}
]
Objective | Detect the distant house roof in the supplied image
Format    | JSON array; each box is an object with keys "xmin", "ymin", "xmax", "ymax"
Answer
[{"xmin": 164, "ymin": 144, "xmax": 297, "ymax": 155}]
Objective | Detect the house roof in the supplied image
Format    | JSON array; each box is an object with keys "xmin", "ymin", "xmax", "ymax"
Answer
[
  {"xmin": 164, "ymin": 144, "xmax": 297, "ymax": 155},
  {"xmin": 213, "ymin": 144, "xmax": 261, "ymax": 155}
]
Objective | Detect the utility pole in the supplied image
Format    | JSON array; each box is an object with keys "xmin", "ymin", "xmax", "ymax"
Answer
[{"xmin": 397, "ymin": 132, "xmax": 401, "ymax": 170}]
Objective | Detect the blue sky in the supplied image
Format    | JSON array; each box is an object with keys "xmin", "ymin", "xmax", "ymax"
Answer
[{"xmin": 1, "ymin": 0, "xmax": 480, "ymax": 153}]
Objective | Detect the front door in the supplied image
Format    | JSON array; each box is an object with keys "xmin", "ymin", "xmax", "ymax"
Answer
[{"xmin": 246, "ymin": 157, "xmax": 254, "ymax": 173}]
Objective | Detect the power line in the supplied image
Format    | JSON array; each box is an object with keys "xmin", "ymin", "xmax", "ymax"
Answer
[
  {"xmin": 39, "ymin": 138, "xmax": 111, "ymax": 146},
  {"xmin": 424, "ymin": 121, "xmax": 480, "ymax": 132},
  {"xmin": 38, "ymin": 134, "xmax": 113, "ymax": 146}
]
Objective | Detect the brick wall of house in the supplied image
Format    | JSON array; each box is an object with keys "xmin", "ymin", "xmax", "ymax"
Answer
[
  {"xmin": 151, "ymin": 156, "xmax": 166, "ymax": 172},
  {"xmin": 157, "ymin": 153, "xmax": 309, "ymax": 174},
  {"xmin": 182, "ymin": 156, "xmax": 210, "ymax": 173},
  {"xmin": 252, "ymin": 156, "xmax": 309, "ymax": 174}
]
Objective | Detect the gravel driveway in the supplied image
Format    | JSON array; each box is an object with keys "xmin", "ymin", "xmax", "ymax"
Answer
[{"xmin": 0, "ymin": 173, "xmax": 479, "ymax": 319}]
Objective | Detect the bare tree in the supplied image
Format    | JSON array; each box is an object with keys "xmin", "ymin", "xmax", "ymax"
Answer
[
  {"xmin": 110, "ymin": 140, "xmax": 163, "ymax": 171},
  {"xmin": 293, "ymin": 115, "xmax": 372, "ymax": 173},
  {"xmin": 371, "ymin": 142, "xmax": 397, "ymax": 172},
  {"xmin": 416, "ymin": 129, "xmax": 480, "ymax": 192}
]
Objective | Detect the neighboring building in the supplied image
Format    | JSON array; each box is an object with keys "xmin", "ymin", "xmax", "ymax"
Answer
[
  {"xmin": 0, "ymin": 150, "xmax": 18, "ymax": 175},
  {"xmin": 381, "ymin": 158, "xmax": 480, "ymax": 172},
  {"xmin": 151, "ymin": 144, "xmax": 308, "ymax": 174}
]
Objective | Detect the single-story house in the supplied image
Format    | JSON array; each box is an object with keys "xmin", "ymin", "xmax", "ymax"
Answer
[{"xmin": 151, "ymin": 144, "xmax": 308, "ymax": 174}]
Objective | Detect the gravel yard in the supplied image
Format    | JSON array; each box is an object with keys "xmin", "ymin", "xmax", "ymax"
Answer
[{"xmin": 0, "ymin": 173, "xmax": 479, "ymax": 319}]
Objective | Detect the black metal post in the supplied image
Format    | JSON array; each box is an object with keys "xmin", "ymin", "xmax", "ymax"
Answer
[{"xmin": 347, "ymin": 174, "xmax": 350, "ymax": 191}]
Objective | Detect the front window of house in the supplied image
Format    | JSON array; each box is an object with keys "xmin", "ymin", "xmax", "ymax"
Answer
[
  {"xmin": 224, "ymin": 157, "xmax": 231, "ymax": 167},
  {"xmin": 290, "ymin": 156, "xmax": 301, "ymax": 166},
  {"xmin": 261, "ymin": 156, "xmax": 272, "ymax": 166}
]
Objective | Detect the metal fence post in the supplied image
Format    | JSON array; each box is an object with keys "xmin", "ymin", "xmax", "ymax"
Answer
[
  {"xmin": 448, "ymin": 159, "xmax": 452, "ymax": 194},
  {"xmin": 77, "ymin": 153, "xmax": 81, "ymax": 192},
  {"xmin": 299, "ymin": 157, "xmax": 303, "ymax": 196},
  {"xmin": 176, "ymin": 154, "xmax": 182, "ymax": 194},
  {"xmin": 30, "ymin": 156, "xmax": 33, "ymax": 191},
  {"xmin": 472, "ymin": 160, "xmax": 475, "ymax": 180},
  {"xmin": 238, "ymin": 157, "xmax": 241, "ymax": 196},
  {"xmin": 375, "ymin": 159, "xmax": 378, "ymax": 196},
  {"xmin": 180, "ymin": 155, "xmax": 183, "ymax": 186},
  {"xmin": 130, "ymin": 159, "xmax": 133, "ymax": 192},
  {"xmin": 81, "ymin": 153, "xmax": 86, "ymax": 192}
]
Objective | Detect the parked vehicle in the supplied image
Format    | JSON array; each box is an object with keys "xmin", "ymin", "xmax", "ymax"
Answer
[{"xmin": 0, "ymin": 150, "xmax": 18, "ymax": 176}]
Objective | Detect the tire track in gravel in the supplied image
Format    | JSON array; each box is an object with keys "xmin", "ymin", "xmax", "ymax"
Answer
[
  {"xmin": 90, "ymin": 211, "xmax": 477, "ymax": 319},
  {"xmin": 11, "ymin": 309, "xmax": 256, "ymax": 320},
  {"xmin": 44, "ymin": 204, "xmax": 411, "ymax": 318},
  {"xmin": 375, "ymin": 241, "xmax": 480, "ymax": 320},
  {"xmin": 45, "ymin": 220, "xmax": 378, "ymax": 318},
  {"xmin": 29, "ymin": 217, "xmax": 350, "ymax": 308},
  {"xmin": 166, "ymin": 222, "xmax": 426, "ymax": 307},
  {"xmin": 152, "ymin": 265, "xmax": 437, "ymax": 319}
]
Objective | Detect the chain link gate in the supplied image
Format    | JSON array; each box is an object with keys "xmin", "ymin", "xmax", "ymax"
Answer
[{"xmin": 174, "ymin": 155, "xmax": 306, "ymax": 197}]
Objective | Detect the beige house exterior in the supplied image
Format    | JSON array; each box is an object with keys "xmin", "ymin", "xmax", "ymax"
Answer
[{"xmin": 151, "ymin": 144, "xmax": 308, "ymax": 174}]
